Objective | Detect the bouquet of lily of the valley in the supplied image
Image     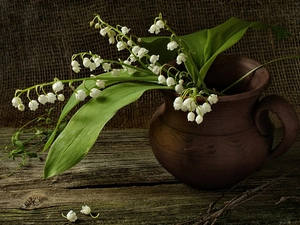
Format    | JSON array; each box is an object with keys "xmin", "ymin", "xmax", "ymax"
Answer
[{"xmin": 11, "ymin": 13, "xmax": 294, "ymax": 178}]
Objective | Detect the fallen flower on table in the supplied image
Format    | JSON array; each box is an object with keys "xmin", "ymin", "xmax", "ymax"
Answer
[
  {"xmin": 62, "ymin": 210, "xmax": 77, "ymax": 222},
  {"xmin": 80, "ymin": 205, "xmax": 100, "ymax": 218}
]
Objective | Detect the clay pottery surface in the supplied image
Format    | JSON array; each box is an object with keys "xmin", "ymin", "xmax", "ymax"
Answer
[{"xmin": 149, "ymin": 55, "xmax": 299, "ymax": 189}]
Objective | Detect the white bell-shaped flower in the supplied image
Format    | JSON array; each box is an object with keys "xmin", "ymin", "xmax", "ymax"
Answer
[
  {"xmin": 46, "ymin": 92, "xmax": 56, "ymax": 103},
  {"xmin": 137, "ymin": 47, "xmax": 149, "ymax": 59},
  {"xmin": 148, "ymin": 24, "xmax": 160, "ymax": 34},
  {"xmin": 173, "ymin": 97, "xmax": 183, "ymax": 110},
  {"xmin": 121, "ymin": 26, "xmax": 130, "ymax": 35},
  {"xmin": 150, "ymin": 55, "xmax": 159, "ymax": 64},
  {"xmin": 176, "ymin": 53, "xmax": 187, "ymax": 65},
  {"xmin": 175, "ymin": 80, "xmax": 184, "ymax": 94},
  {"xmin": 208, "ymin": 94, "xmax": 218, "ymax": 104},
  {"xmin": 83, "ymin": 57, "xmax": 91, "ymax": 68},
  {"xmin": 117, "ymin": 41, "xmax": 126, "ymax": 51},
  {"xmin": 80, "ymin": 205, "xmax": 91, "ymax": 215},
  {"xmin": 89, "ymin": 88, "xmax": 101, "ymax": 98},
  {"xmin": 93, "ymin": 57, "xmax": 102, "ymax": 67},
  {"xmin": 57, "ymin": 94, "xmax": 65, "ymax": 101},
  {"xmin": 158, "ymin": 75, "xmax": 166, "ymax": 84},
  {"xmin": 167, "ymin": 41, "xmax": 178, "ymax": 51},
  {"xmin": 75, "ymin": 90, "xmax": 87, "ymax": 101},
  {"xmin": 201, "ymin": 102, "xmax": 212, "ymax": 114},
  {"xmin": 29, "ymin": 100, "xmax": 39, "ymax": 111},
  {"xmin": 195, "ymin": 114, "xmax": 203, "ymax": 124},
  {"xmin": 12, "ymin": 97, "xmax": 22, "ymax": 108},
  {"xmin": 187, "ymin": 111, "xmax": 195, "ymax": 122},
  {"xmin": 52, "ymin": 80, "xmax": 64, "ymax": 93},
  {"xmin": 102, "ymin": 63, "xmax": 111, "ymax": 72},
  {"xmin": 66, "ymin": 210, "xmax": 77, "ymax": 222},
  {"xmin": 38, "ymin": 94, "xmax": 48, "ymax": 105},
  {"xmin": 132, "ymin": 46, "xmax": 141, "ymax": 55},
  {"xmin": 156, "ymin": 20, "xmax": 165, "ymax": 29},
  {"xmin": 151, "ymin": 65, "xmax": 161, "ymax": 75},
  {"xmin": 96, "ymin": 80, "xmax": 105, "ymax": 89},
  {"xmin": 166, "ymin": 77, "xmax": 175, "ymax": 86}
]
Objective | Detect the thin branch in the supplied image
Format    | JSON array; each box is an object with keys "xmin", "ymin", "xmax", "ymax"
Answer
[{"xmin": 178, "ymin": 165, "xmax": 299, "ymax": 225}]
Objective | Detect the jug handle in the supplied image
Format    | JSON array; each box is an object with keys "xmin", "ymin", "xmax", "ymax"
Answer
[{"xmin": 254, "ymin": 95, "xmax": 299, "ymax": 163}]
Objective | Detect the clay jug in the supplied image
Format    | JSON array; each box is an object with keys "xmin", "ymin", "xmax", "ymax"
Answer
[{"xmin": 149, "ymin": 55, "xmax": 299, "ymax": 189}]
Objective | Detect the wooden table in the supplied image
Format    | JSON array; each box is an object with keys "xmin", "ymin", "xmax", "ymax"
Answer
[{"xmin": 0, "ymin": 128, "xmax": 299, "ymax": 224}]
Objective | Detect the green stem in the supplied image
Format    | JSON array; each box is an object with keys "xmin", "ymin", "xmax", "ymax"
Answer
[{"xmin": 220, "ymin": 55, "xmax": 300, "ymax": 94}]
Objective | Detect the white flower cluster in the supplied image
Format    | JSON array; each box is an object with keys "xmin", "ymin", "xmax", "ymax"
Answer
[
  {"xmin": 62, "ymin": 205, "xmax": 99, "ymax": 222},
  {"xmin": 12, "ymin": 76, "xmax": 106, "ymax": 111},
  {"xmin": 12, "ymin": 14, "xmax": 219, "ymax": 125},
  {"xmin": 88, "ymin": 15, "xmax": 188, "ymax": 86},
  {"xmin": 173, "ymin": 94, "xmax": 218, "ymax": 124},
  {"xmin": 12, "ymin": 80, "xmax": 65, "ymax": 111},
  {"xmin": 71, "ymin": 55, "xmax": 104, "ymax": 73}
]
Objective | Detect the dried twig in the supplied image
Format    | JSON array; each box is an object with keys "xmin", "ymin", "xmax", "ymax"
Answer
[
  {"xmin": 178, "ymin": 166, "xmax": 299, "ymax": 225},
  {"xmin": 275, "ymin": 196, "xmax": 300, "ymax": 205}
]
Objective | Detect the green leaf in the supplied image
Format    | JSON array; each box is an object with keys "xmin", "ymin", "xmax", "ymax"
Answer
[
  {"xmin": 43, "ymin": 70, "xmax": 159, "ymax": 151},
  {"xmin": 180, "ymin": 17, "xmax": 289, "ymax": 86},
  {"xmin": 43, "ymin": 82, "xmax": 170, "ymax": 178},
  {"xmin": 141, "ymin": 17, "xmax": 290, "ymax": 87},
  {"xmin": 140, "ymin": 36, "xmax": 177, "ymax": 64}
]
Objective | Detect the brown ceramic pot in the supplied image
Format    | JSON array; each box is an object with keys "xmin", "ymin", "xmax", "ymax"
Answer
[{"xmin": 149, "ymin": 55, "xmax": 299, "ymax": 189}]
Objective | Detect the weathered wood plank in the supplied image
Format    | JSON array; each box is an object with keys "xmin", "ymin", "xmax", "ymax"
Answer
[{"xmin": 0, "ymin": 128, "xmax": 299, "ymax": 224}]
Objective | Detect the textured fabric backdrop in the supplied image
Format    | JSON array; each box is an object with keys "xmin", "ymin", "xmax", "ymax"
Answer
[{"xmin": 1, "ymin": 0, "xmax": 299, "ymax": 128}]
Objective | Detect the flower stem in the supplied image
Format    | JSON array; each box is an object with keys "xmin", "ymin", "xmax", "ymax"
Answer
[{"xmin": 220, "ymin": 55, "xmax": 300, "ymax": 94}]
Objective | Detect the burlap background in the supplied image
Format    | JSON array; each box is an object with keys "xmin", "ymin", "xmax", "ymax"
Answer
[{"xmin": 1, "ymin": 0, "xmax": 299, "ymax": 129}]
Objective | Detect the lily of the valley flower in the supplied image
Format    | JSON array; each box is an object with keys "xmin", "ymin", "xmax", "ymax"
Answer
[
  {"xmin": 80, "ymin": 205, "xmax": 91, "ymax": 215},
  {"xmin": 96, "ymin": 80, "xmax": 105, "ymax": 89},
  {"xmin": 102, "ymin": 62, "xmax": 111, "ymax": 72},
  {"xmin": 12, "ymin": 97, "xmax": 25, "ymax": 111},
  {"xmin": 111, "ymin": 69, "xmax": 121, "ymax": 77},
  {"xmin": 167, "ymin": 41, "xmax": 179, "ymax": 51},
  {"xmin": 75, "ymin": 90, "xmax": 87, "ymax": 101},
  {"xmin": 46, "ymin": 92, "xmax": 56, "ymax": 103},
  {"xmin": 121, "ymin": 26, "xmax": 130, "ymax": 35},
  {"xmin": 71, "ymin": 60, "xmax": 81, "ymax": 73},
  {"xmin": 117, "ymin": 41, "xmax": 126, "ymax": 51},
  {"xmin": 18, "ymin": 104, "xmax": 25, "ymax": 111},
  {"xmin": 29, "ymin": 100, "xmax": 39, "ymax": 111},
  {"xmin": 38, "ymin": 94, "xmax": 48, "ymax": 105},
  {"xmin": 89, "ymin": 88, "xmax": 101, "ymax": 98},
  {"xmin": 158, "ymin": 75, "xmax": 166, "ymax": 84},
  {"xmin": 83, "ymin": 57, "xmax": 91, "ymax": 68},
  {"xmin": 150, "ymin": 55, "xmax": 159, "ymax": 64},
  {"xmin": 183, "ymin": 98, "xmax": 196, "ymax": 111},
  {"xmin": 80, "ymin": 205, "xmax": 100, "ymax": 218},
  {"xmin": 201, "ymin": 102, "xmax": 212, "ymax": 114},
  {"xmin": 148, "ymin": 20, "xmax": 165, "ymax": 34},
  {"xmin": 187, "ymin": 111, "xmax": 195, "ymax": 122},
  {"xmin": 57, "ymin": 94, "xmax": 65, "ymax": 101},
  {"xmin": 175, "ymin": 79, "xmax": 184, "ymax": 94},
  {"xmin": 166, "ymin": 77, "xmax": 176, "ymax": 86},
  {"xmin": 149, "ymin": 64, "xmax": 161, "ymax": 75},
  {"xmin": 208, "ymin": 94, "xmax": 218, "ymax": 104},
  {"xmin": 173, "ymin": 96, "xmax": 183, "ymax": 110},
  {"xmin": 176, "ymin": 53, "xmax": 187, "ymax": 65},
  {"xmin": 136, "ymin": 47, "xmax": 149, "ymax": 59},
  {"xmin": 195, "ymin": 114, "xmax": 203, "ymax": 124},
  {"xmin": 12, "ymin": 96, "xmax": 22, "ymax": 108},
  {"xmin": 52, "ymin": 80, "xmax": 64, "ymax": 93},
  {"xmin": 62, "ymin": 210, "xmax": 77, "ymax": 222}
]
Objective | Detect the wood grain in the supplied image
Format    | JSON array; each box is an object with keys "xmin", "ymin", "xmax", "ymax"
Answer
[{"xmin": 0, "ymin": 128, "xmax": 299, "ymax": 224}]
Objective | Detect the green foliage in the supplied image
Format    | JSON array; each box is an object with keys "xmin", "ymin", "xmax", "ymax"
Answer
[
  {"xmin": 43, "ymin": 16, "xmax": 290, "ymax": 178},
  {"xmin": 142, "ymin": 17, "xmax": 289, "ymax": 87},
  {"xmin": 1, "ymin": 109, "xmax": 59, "ymax": 178},
  {"xmin": 44, "ymin": 82, "xmax": 170, "ymax": 178}
]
